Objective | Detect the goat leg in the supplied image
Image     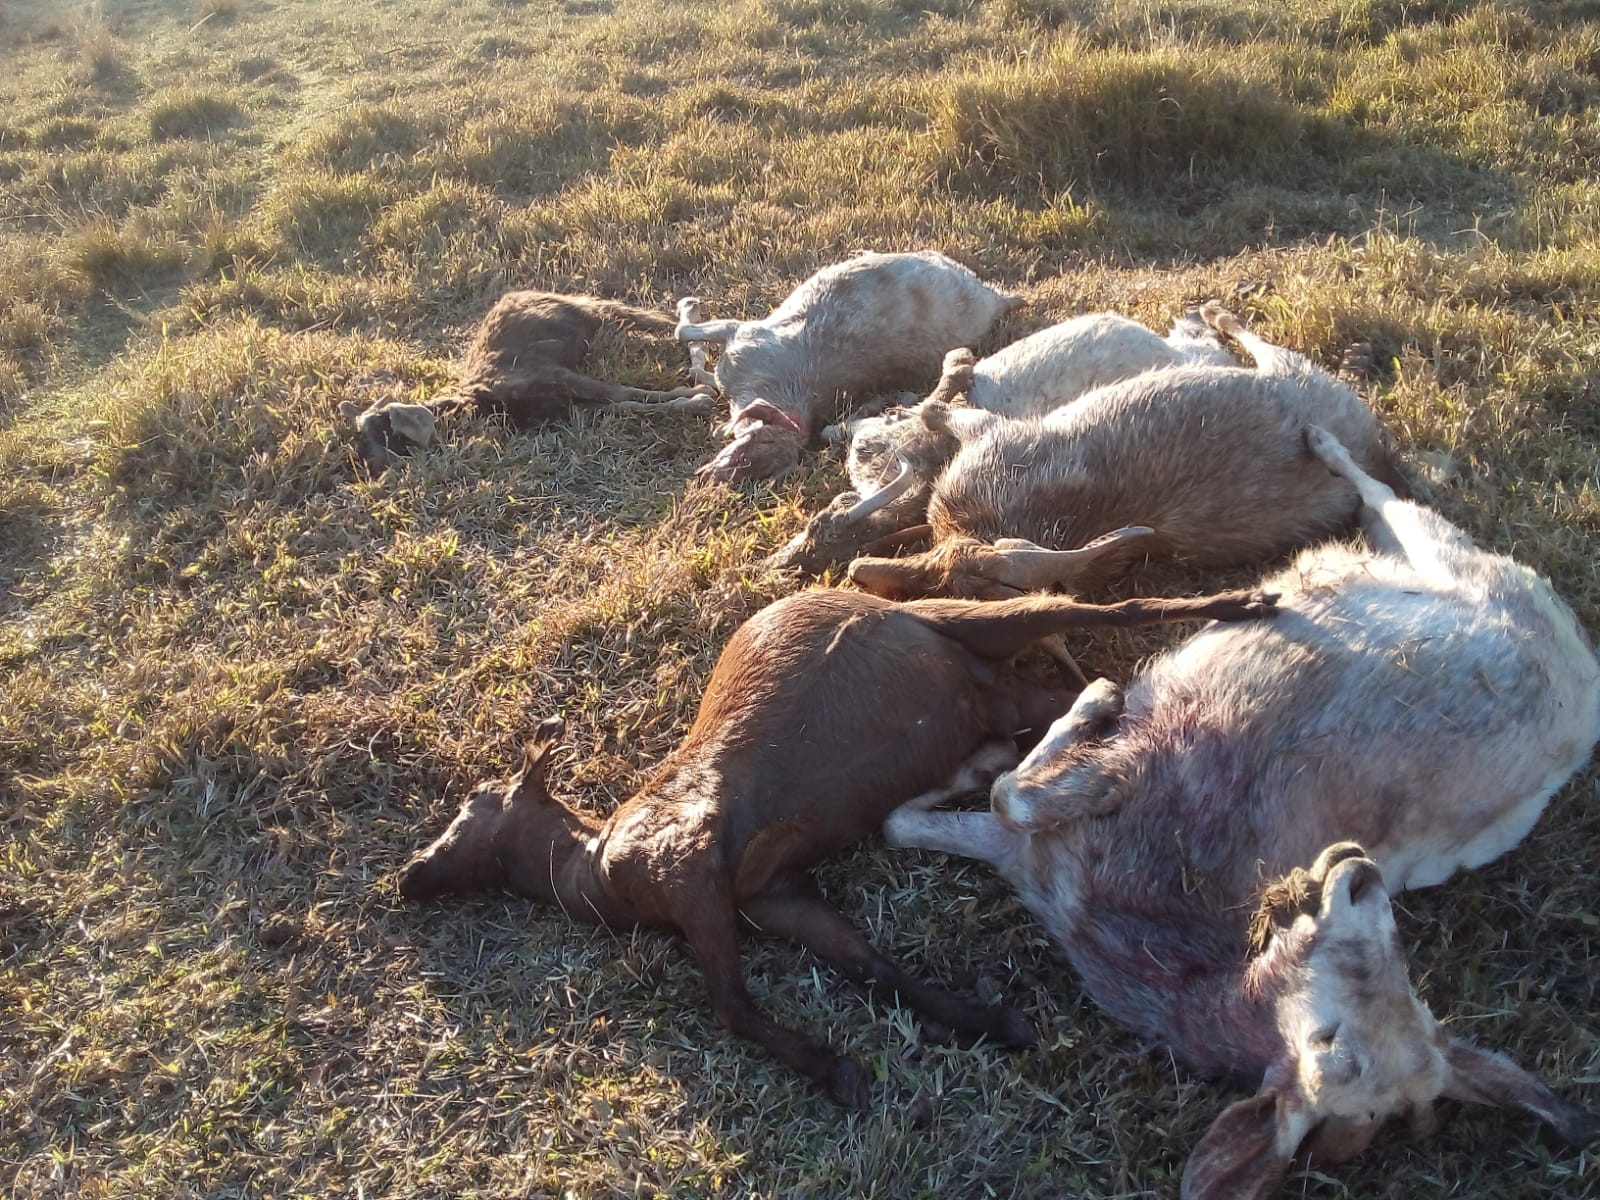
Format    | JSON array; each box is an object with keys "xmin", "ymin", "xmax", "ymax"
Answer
[
  {"xmin": 882, "ymin": 808, "xmax": 1018, "ymax": 871},
  {"xmin": 607, "ymin": 393, "xmax": 717, "ymax": 416},
  {"xmin": 906, "ymin": 588, "xmax": 1278, "ymax": 662},
  {"xmin": 686, "ymin": 340, "xmax": 715, "ymax": 391},
  {"xmin": 1038, "ymin": 633, "xmax": 1090, "ymax": 687},
  {"xmin": 895, "ymin": 740, "xmax": 1019, "ymax": 815},
  {"xmin": 675, "ymin": 297, "xmax": 726, "ymax": 388},
  {"xmin": 741, "ymin": 875, "xmax": 1034, "ymax": 1048},
  {"xmin": 541, "ymin": 366, "xmax": 712, "ymax": 414},
  {"xmin": 674, "ymin": 887, "xmax": 868, "ymax": 1108}
]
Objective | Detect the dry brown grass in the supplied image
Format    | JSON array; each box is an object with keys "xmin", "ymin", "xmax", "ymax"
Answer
[{"xmin": 3, "ymin": 0, "xmax": 1599, "ymax": 1197}]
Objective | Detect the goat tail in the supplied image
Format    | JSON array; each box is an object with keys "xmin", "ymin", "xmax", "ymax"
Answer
[{"xmin": 905, "ymin": 588, "xmax": 1279, "ymax": 661}]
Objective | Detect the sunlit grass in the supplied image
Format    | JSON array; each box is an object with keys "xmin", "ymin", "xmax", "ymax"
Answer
[{"xmin": 3, "ymin": 0, "xmax": 1599, "ymax": 1197}]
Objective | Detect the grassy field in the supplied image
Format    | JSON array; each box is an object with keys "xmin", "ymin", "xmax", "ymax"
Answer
[{"xmin": 3, "ymin": 0, "xmax": 1600, "ymax": 1196}]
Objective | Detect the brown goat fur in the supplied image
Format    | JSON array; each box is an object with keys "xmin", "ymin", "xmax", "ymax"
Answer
[
  {"xmin": 342, "ymin": 291, "xmax": 712, "ymax": 471},
  {"xmin": 846, "ymin": 306, "xmax": 1407, "ymax": 602},
  {"xmin": 398, "ymin": 585, "xmax": 1276, "ymax": 1106}
]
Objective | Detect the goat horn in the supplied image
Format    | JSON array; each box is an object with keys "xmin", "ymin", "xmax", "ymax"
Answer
[
  {"xmin": 841, "ymin": 457, "xmax": 917, "ymax": 523},
  {"xmin": 996, "ymin": 525, "xmax": 1155, "ymax": 567}
]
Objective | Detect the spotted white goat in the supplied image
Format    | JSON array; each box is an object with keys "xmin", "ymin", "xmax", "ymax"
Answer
[
  {"xmin": 675, "ymin": 251, "xmax": 1020, "ymax": 483},
  {"xmin": 885, "ymin": 425, "xmax": 1600, "ymax": 1198}
]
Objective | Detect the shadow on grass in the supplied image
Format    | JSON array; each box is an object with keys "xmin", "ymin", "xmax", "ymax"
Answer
[
  {"xmin": 931, "ymin": 55, "xmax": 1526, "ymax": 258},
  {"xmin": 0, "ymin": 484, "xmax": 62, "ymax": 623}
]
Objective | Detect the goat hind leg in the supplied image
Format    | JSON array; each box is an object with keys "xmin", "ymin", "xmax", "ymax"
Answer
[
  {"xmin": 607, "ymin": 392, "xmax": 716, "ymax": 416},
  {"xmin": 675, "ymin": 887, "xmax": 868, "ymax": 1107},
  {"xmin": 1304, "ymin": 424, "xmax": 1474, "ymax": 570},
  {"xmin": 554, "ymin": 367, "xmax": 714, "ymax": 414},
  {"xmin": 1202, "ymin": 302, "xmax": 1311, "ymax": 377},
  {"xmin": 741, "ymin": 876, "xmax": 1034, "ymax": 1048}
]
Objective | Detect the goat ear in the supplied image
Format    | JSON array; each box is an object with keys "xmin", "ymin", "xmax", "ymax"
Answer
[
  {"xmin": 338, "ymin": 399, "xmax": 368, "ymax": 422},
  {"xmin": 1182, "ymin": 1084, "xmax": 1313, "ymax": 1200},
  {"xmin": 383, "ymin": 403, "xmax": 435, "ymax": 447},
  {"xmin": 513, "ymin": 717, "xmax": 566, "ymax": 797},
  {"xmin": 846, "ymin": 554, "xmax": 921, "ymax": 599},
  {"xmin": 1443, "ymin": 1037, "xmax": 1600, "ymax": 1148},
  {"xmin": 919, "ymin": 398, "xmax": 953, "ymax": 433}
]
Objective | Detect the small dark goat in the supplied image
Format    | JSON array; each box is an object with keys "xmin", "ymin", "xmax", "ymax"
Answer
[
  {"xmin": 888, "ymin": 427, "xmax": 1600, "ymax": 1196},
  {"xmin": 398, "ymin": 585, "xmax": 1275, "ymax": 1106},
  {"xmin": 842, "ymin": 305, "xmax": 1406, "ymax": 600},
  {"xmin": 675, "ymin": 251, "xmax": 1021, "ymax": 483},
  {"xmin": 340, "ymin": 291, "xmax": 712, "ymax": 472}
]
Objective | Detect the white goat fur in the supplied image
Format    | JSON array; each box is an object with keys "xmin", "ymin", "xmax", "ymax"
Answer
[
  {"xmin": 676, "ymin": 250, "xmax": 1020, "ymax": 433},
  {"xmin": 962, "ymin": 310, "xmax": 1235, "ymax": 418},
  {"xmin": 827, "ymin": 310, "xmax": 1231, "ymax": 486},
  {"xmin": 887, "ymin": 426, "xmax": 1600, "ymax": 1195}
]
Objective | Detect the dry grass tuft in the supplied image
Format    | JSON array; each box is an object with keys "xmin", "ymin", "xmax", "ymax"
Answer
[
  {"xmin": 146, "ymin": 86, "xmax": 247, "ymax": 141},
  {"xmin": 192, "ymin": 0, "xmax": 242, "ymax": 21},
  {"xmin": 65, "ymin": 216, "xmax": 189, "ymax": 290},
  {"xmin": 69, "ymin": 1, "xmax": 119, "ymax": 80},
  {"xmin": 4, "ymin": 0, "xmax": 1600, "ymax": 1197},
  {"xmin": 928, "ymin": 41, "xmax": 1329, "ymax": 197}
]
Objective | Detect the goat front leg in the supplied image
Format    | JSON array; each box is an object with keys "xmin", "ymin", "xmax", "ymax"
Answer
[
  {"xmin": 883, "ymin": 807, "xmax": 1020, "ymax": 872},
  {"xmin": 676, "ymin": 298, "xmax": 721, "ymax": 389},
  {"xmin": 989, "ymin": 679, "xmax": 1123, "ymax": 829},
  {"xmin": 896, "ymin": 740, "xmax": 1019, "ymax": 817},
  {"xmin": 1012, "ymin": 677, "xmax": 1121, "ymax": 775},
  {"xmin": 675, "ymin": 297, "xmax": 738, "ymax": 391},
  {"xmin": 741, "ymin": 875, "xmax": 1034, "ymax": 1048},
  {"xmin": 673, "ymin": 885, "xmax": 868, "ymax": 1108}
]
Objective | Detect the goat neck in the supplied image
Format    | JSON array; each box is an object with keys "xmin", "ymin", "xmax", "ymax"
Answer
[{"xmin": 398, "ymin": 722, "xmax": 626, "ymax": 928}]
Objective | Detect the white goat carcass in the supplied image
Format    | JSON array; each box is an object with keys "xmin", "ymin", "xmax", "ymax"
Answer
[
  {"xmin": 844, "ymin": 305, "xmax": 1404, "ymax": 600},
  {"xmin": 675, "ymin": 251, "xmax": 1020, "ymax": 483},
  {"xmin": 885, "ymin": 426, "xmax": 1600, "ymax": 1198},
  {"xmin": 768, "ymin": 310, "xmax": 1236, "ymax": 572}
]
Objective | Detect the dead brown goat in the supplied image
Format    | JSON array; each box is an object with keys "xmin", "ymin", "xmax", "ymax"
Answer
[
  {"xmin": 398, "ymin": 585, "xmax": 1276, "ymax": 1106},
  {"xmin": 340, "ymin": 291, "xmax": 712, "ymax": 472}
]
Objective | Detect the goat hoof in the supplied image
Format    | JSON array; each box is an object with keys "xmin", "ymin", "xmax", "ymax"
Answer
[
  {"xmin": 829, "ymin": 1056, "xmax": 871, "ymax": 1109},
  {"xmin": 1212, "ymin": 589, "xmax": 1279, "ymax": 621},
  {"xmin": 990, "ymin": 1004, "xmax": 1038, "ymax": 1049},
  {"xmin": 1075, "ymin": 677, "xmax": 1123, "ymax": 724}
]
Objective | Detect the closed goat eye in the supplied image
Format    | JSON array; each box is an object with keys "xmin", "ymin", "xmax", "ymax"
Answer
[{"xmin": 1310, "ymin": 1024, "xmax": 1340, "ymax": 1049}]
